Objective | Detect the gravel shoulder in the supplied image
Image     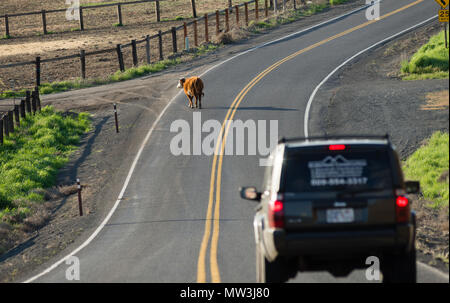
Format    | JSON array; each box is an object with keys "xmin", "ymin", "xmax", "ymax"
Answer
[
  {"xmin": 310, "ymin": 21, "xmax": 449, "ymax": 273},
  {"xmin": 0, "ymin": 1, "xmax": 366, "ymax": 282}
]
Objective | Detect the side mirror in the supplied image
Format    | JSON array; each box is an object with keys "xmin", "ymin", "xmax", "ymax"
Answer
[
  {"xmin": 239, "ymin": 186, "xmax": 261, "ymax": 201},
  {"xmin": 405, "ymin": 181, "xmax": 420, "ymax": 194}
]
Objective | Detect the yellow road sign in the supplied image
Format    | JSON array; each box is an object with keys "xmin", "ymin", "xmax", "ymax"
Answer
[
  {"xmin": 439, "ymin": 9, "xmax": 449, "ymax": 22},
  {"xmin": 435, "ymin": 0, "xmax": 449, "ymax": 9}
]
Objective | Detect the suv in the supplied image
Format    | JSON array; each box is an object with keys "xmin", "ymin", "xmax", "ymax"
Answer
[{"xmin": 240, "ymin": 136, "xmax": 420, "ymax": 283}]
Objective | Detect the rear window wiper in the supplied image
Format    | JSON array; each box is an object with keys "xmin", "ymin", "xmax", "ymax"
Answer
[{"xmin": 337, "ymin": 187, "xmax": 388, "ymax": 199}]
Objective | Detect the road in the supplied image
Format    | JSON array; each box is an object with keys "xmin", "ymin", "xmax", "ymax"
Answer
[{"xmin": 26, "ymin": 0, "xmax": 448, "ymax": 283}]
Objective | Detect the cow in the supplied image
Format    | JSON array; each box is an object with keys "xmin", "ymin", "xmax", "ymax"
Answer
[{"xmin": 177, "ymin": 77, "xmax": 204, "ymax": 109}]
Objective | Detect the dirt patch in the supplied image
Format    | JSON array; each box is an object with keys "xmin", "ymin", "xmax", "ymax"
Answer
[
  {"xmin": 412, "ymin": 196, "xmax": 449, "ymax": 270},
  {"xmin": 311, "ymin": 20, "xmax": 449, "ymax": 272}
]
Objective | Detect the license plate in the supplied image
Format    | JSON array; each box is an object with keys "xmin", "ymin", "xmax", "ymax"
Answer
[{"xmin": 326, "ymin": 208, "xmax": 354, "ymax": 223}]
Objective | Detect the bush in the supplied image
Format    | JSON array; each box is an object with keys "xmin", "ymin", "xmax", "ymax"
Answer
[{"xmin": 401, "ymin": 30, "xmax": 449, "ymax": 79}]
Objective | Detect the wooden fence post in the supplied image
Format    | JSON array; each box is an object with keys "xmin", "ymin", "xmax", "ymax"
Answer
[
  {"xmin": 155, "ymin": 0, "xmax": 161, "ymax": 22},
  {"xmin": 183, "ymin": 22, "xmax": 188, "ymax": 49},
  {"xmin": 216, "ymin": 11, "xmax": 220, "ymax": 36},
  {"xmin": 225, "ymin": 9, "xmax": 230, "ymax": 32},
  {"xmin": 3, "ymin": 115, "xmax": 8, "ymax": 137},
  {"xmin": 20, "ymin": 99, "xmax": 26, "ymax": 118},
  {"xmin": 191, "ymin": 0, "xmax": 197, "ymax": 18},
  {"xmin": 25, "ymin": 91, "xmax": 31, "ymax": 114},
  {"xmin": 145, "ymin": 35, "xmax": 151, "ymax": 64},
  {"xmin": 131, "ymin": 39, "xmax": 138, "ymax": 66},
  {"xmin": 293, "ymin": 0, "xmax": 297, "ymax": 10},
  {"xmin": 14, "ymin": 105, "xmax": 20, "ymax": 127},
  {"xmin": 42, "ymin": 10, "xmax": 47, "ymax": 35},
  {"xmin": 8, "ymin": 111, "xmax": 14, "ymax": 133},
  {"xmin": 79, "ymin": 6, "xmax": 84, "ymax": 30},
  {"xmin": 235, "ymin": 5, "xmax": 239, "ymax": 26},
  {"xmin": 4, "ymin": 14, "xmax": 10, "ymax": 37},
  {"xmin": 31, "ymin": 91, "xmax": 37, "ymax": 115},
  {"xmin": 171, "ymin": 27, "xmax": 177, "ymax": 53},
  {"xmin": 35, "ymin": 56, "xmax": 41, "ymax": 87},
  {"xmin": 265, "ymin": 0, "xmax": 268, "ymax": 18},
  {"xmin": 116, "ymin": 44, "xmax": 125, "ymax": 72},
  {"xmin": 245, "ymin": 3, "xmax": 249, "ymax": 26},
  {"xmin": 35, "ymin": 86, "xmax": 41, "ymax": 111},
  {"xmin": 274, "ymin": 0, "xmax": 277, "ymax": 14},
  {"xmin": 193, "ymin": 20, "xmax": 198, "ymax": 46},
  {"xmin": 0, "ymin": 117, "xmax": 3, "ymax": 144},
  {"xmin": 204, "ymin": 14, "xmax": 209, "ymax": 43},
  {"xmin": 255, "ymin": 0, "xmax": 259, "ymax": 20},
  {"xmin": 80, "ymin": 49, "xmax": 86, "ymax": 79},
  {"xmin": 158, "ymin": 30, "xmax": 163, "ymax": 60},
  {"xmin": 117, "ymin": 4, "xmax": 123, "ymax": 26}
]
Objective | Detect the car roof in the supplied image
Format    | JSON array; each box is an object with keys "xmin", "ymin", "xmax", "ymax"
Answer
[{"xmin": 284, "ymin": 139, "xmax": 390, "ymax": 149}]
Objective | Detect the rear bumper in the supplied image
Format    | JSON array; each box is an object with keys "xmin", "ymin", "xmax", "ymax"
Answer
[{"xmin": 263, "ymin": 224, "xmax": 414, "ymax": 259}]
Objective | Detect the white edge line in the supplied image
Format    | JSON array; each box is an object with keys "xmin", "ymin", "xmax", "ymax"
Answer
[
  {"xmin": 304, "ymin": 15, "xmax": 437, "ymax": 137},
  {"xmin": 23, "ymin": 2, "xmax": 376, "ymax": 283}
]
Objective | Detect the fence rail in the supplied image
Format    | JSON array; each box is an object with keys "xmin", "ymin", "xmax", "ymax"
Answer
[
  {"xmin": 1, "ymin": 0, "xmax": 165, "ymax": 37},
  {"xmin": 0, "ymin": 1, "xmax": 306, "ymax": 92},
  {"xmin": 0, "ymin": 88, "xmax": 41, "ymax": 145}
]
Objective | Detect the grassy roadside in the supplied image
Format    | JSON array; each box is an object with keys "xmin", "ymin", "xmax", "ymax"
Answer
[
  {"xmin": 0, "ymin": 0, "xmax": 348, "ymax": 99},
  {"xmin": 0, "ymin": 106, "xmax": 91, "ymax": 227},
  {"xmin": 248, "ymin": 2, "xmax": 331, "ymax": 33},
  {"xmin": 401, "ymin": 30, "xmax": 450, "ymax": 80},
  {"xmin": 403, "ymin": 131, "xmax": 449, "ymax": 209}
]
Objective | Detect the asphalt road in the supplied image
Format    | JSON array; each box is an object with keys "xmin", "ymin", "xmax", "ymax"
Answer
[{"xmin": 28, "ymin": 0, "xmax": 448, "ymax": 283}]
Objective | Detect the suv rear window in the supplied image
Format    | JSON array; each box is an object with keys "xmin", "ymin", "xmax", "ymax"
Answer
[{"xmin": 282, "ymin": 148, "xmax": 393, "ymax": 193}]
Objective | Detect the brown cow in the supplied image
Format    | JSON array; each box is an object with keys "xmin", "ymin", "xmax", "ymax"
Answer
[{"xmin": 177, "ymin": 77, "xmax": 204, "ymax": 109}]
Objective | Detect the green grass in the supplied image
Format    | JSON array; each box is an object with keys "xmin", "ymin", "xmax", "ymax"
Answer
[
  {"xmin": 401, "ymin": 30, "xmax": 449, "ymax": 80},
  {"xmin": 0, "ymin": 34, "xmax": 11, "ymax": 40},
  {"xmin": 0, "ymin": 106, "xmax": 91, "ymax": 222},
  {"xmin": 403, "ymin": 131, "xmax": 449, "ymax": 209},
  {"xmin": 330, "ymin": 0, "xmax": 349, "ymax": 5},
  {"xmin": 161, "ymin": 16, "xmax": 189, "ymax": 22}
]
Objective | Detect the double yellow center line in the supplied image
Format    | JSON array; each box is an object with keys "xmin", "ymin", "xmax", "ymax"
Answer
[{"xmin": 196, "ymin": 0, "xmax": 425, "ymax": 283}]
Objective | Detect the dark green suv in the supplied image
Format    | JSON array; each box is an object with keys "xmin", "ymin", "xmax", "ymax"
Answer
[{"xmin": 240, "ymin": 136, "xmax": 420, "ymax": 283}]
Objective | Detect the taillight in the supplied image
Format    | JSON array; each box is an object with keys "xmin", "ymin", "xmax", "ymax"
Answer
[
  {"xmin": 396, "ymin": 196, "xmax": 410, "ymax": 223},
  {"xmin": 268, "ymin": 199, "xmax": 284, "ymax": 228},
  {"xmin": 329, "ymin": 144, "xmax": 346, "ymax": 151}
]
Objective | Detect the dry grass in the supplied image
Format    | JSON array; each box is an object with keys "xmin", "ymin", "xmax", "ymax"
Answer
[
  {"xmin": 213, "ymin": 26, "xmax": 250, "ymax": 44},
  {"xmin": 421, "ymin": 90, "xmax": 449, "ymax": 111},
  {"xmin": 21, "ymin": 209, "xmax": 51, "ymax": 233}
]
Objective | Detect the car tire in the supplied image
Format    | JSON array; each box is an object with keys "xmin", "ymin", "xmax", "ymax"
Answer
[
  {"xmin": 256, "ymin": 241, "xmax": 291, "ymax": 283},
  {"xmin": 382, "ymin": 248, "xmax": 416, "ymax": 283}
]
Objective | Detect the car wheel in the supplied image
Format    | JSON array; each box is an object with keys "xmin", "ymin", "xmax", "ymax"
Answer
[
  {"xmin": 256, "ymin": 241, "xmax": 288, "ymax": 283},
  {"xmin": 382, "ymin": 248, "xmax": 416, "ymax": 283}
]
